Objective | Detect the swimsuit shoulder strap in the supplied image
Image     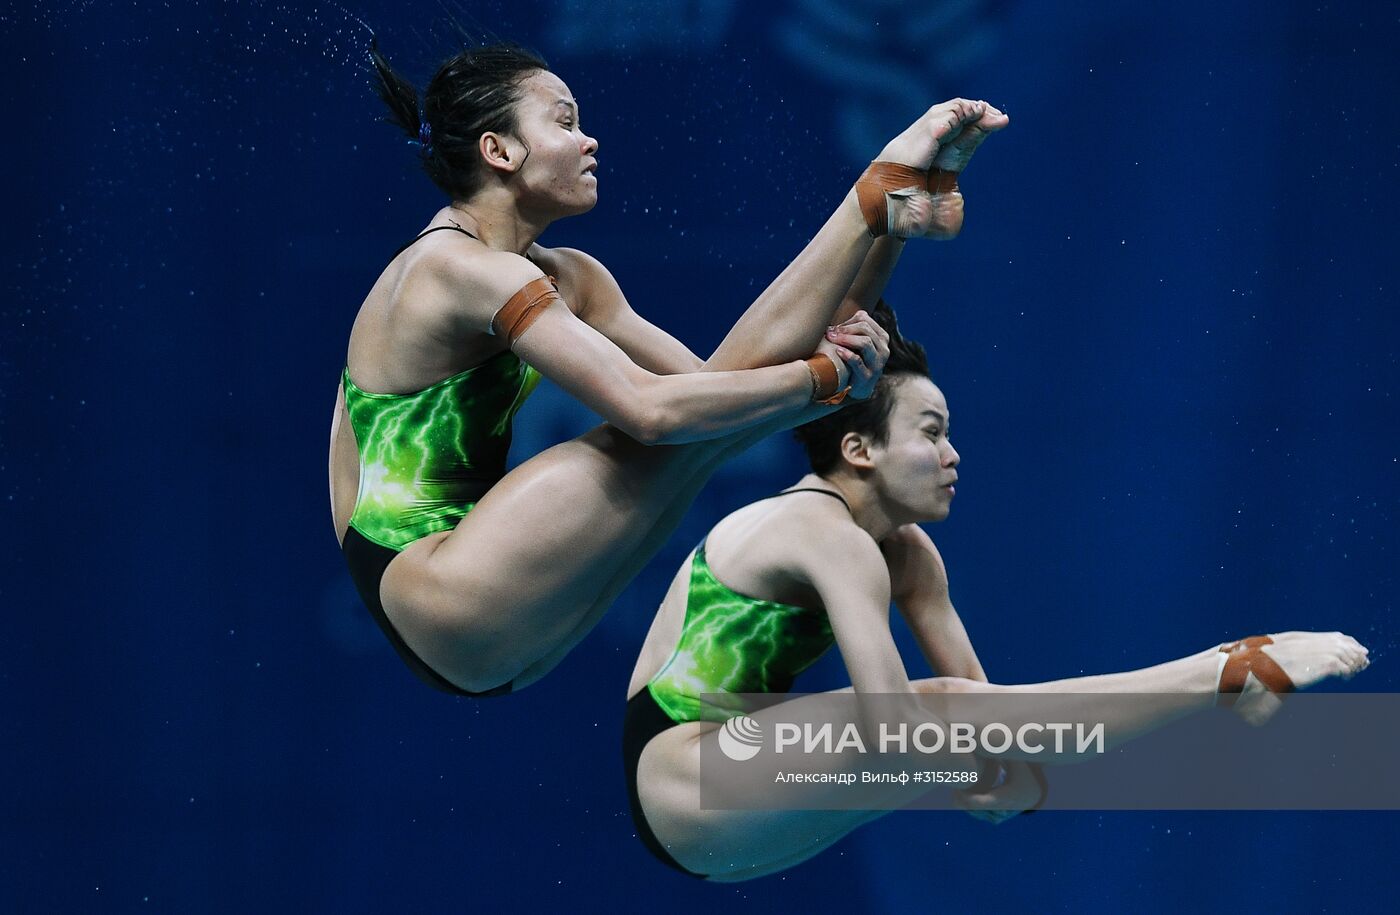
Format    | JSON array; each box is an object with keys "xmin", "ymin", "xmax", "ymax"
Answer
[
  {"xmin": 763, "ymin": 487, "xmax": 853, "ymax": 514},
  {"xmin": 387, "ymin": 223, "xmax": 479, "ymax": 264}
]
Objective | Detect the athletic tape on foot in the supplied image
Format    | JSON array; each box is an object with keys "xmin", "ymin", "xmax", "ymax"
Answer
[
  {"xmin": 855, "ymin": 163, "xmax": 963, "ymax": 238},
  {"xmin": 927, "ymin": 167, "xmax": 960, "ymax": 195},
  {"xmin": 854, "ymin": 162, "xmax": 926, "ymax": 237},
  {"xmin": 1215, "ymin": 635, "xmax": 1297, "ymax": 707}
]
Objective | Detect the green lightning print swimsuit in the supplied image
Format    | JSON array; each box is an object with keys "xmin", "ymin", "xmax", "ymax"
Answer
[
  {"xmin": 623, "ymin": 487, "xmax": 850, "ymax": 877},
  {"xmin": 342, "ymin": 350, "xmax": 540, "ymax": 550},
  {"xmin": 645, "ymin": 537, "xmax": 837, "ymax": 723},
  {"xmin": 340, "ymin": 224, "xmax": 541, "ymax": 698}
]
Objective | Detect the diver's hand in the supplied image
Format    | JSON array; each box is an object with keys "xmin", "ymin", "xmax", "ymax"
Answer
[
  {"xmin": 818, "ymin": 310, "xmax": 890, "ymax": 402},
  {"xmin": 954, "ymin": 760, "xmax": 1047, "ymax": 824}
]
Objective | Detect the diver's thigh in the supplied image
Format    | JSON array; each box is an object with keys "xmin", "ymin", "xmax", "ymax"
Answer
[
  {"xmin": 383, "ymin": 426, "xmax": 720, "ymax": 681},
  {"xmin": 638, "ymin": 720, "xmax": 879, "ymax": 878},
  {"xmin": 430, "ymin": 428, "xmax": 712, "ymax": 606}
]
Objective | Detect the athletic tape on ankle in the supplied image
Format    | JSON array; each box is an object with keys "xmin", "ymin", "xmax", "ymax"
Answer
[
  {"xmin": 492, "ymin": 275, "xmax": 561, "ymax": 346},
  {"xmin": 1215, "ymin": 635, "xmax": 1296, "ymax": 707},
  {"xmin": 927, "ymin": 167, "xmax": 960, "ymax": 195},
  {"xmin": 855, "ymin": 162, "xmax": 928, "ymax": 237},
  {"xmin": 805, "ymin": 353, "xmax": 849, "ymax": 404}
]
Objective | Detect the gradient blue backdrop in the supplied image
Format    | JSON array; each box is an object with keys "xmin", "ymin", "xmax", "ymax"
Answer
[{"xmin": 3, "ymin": 0, "xmax": 1397, "ymax": 910}]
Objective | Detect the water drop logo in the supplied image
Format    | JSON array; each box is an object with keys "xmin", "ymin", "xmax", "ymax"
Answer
[{"xmin": 718, "ymin": 715, "xmax": 764, "ymax": 762}]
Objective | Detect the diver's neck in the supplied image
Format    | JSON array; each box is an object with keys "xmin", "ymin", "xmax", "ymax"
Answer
[
  {"xmin": 798, "ymin": 473, "xmax": 899, "ymax": 543},
  {"xmin": 448, "ymin": 196, "xmax": 550, "ymax": 257}
]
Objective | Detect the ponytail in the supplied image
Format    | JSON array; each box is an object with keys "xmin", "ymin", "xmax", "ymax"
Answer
[{"xmin": 370, "ymin": 39, "xmax": 424, "ymax": 145}]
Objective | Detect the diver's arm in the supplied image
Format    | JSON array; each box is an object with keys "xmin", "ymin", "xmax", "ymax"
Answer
[
  {"xmin": 556, "ymin": 240, "xmax": 903, "ymax": 374},
  {"xmin": 883, "ymin": 524, "xmax": 1047, "ymax": 819},
  {"xmin": 883, "ymin": 524, "xmax": 988, "ymax": 682},
  {"xmin": 515, "ymin": 302, "xmax": 840, "ymax": 445},
  {"xmin": 545, "ymin": 246, "xmax": 704, "ymax": 375},
  {"xmin": 800, "ymin": 524, "xmax": 916, "ymax": 695},
  {"xmin": 442, "ymin": 248, "xmax": 874, "ymax": 445},
  {"xmin": 796, "ymin": 522, "xmax": 991, "ymax": 782}
]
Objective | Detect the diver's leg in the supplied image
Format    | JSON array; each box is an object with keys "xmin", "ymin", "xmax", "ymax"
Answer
[
  {"xmin": 638, "ymin": 632, "xmax": 1367, "ymax": 877},
  {"xmin": 511, "ymin": 421, "xmax": 774, "ymax": 689},
  {"xmin": 635, "ymin": 690, "xmax": 968, "ymax": 879},
  {"xmin": 908, "ymin": 631, "xmax": 1369, "ymax": 758},
  {"xmin": 701, "ymin": 100, "xmax": 995, "ymax": 373},
  {"xmin": 379, "ymin": 426, "xmax": 737, "ymax": 692},
  {"xmin": 513, "ymin": 392, "xmax": 841, "ymax": 689}
]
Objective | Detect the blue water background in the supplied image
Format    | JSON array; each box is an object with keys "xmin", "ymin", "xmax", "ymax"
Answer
[{"xmin": 3, "ymin": 0, "xmax": 1397, "ymax": 910}]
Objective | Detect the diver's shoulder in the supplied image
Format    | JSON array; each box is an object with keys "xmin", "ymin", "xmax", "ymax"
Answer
[
  {"xmin": 528, "ymin": 244, "xmax": 617, "ymax": 297},
  {"xmin": 764, "ymin": 491, "xmax": 879, "ymax": 565},
  {"xmin": 402, "ymin": 238, "xmax": 547, "ymax": 331},
  {"xmin": 530, "ymin": 243, "xmax": 605, "ymax": 271}
]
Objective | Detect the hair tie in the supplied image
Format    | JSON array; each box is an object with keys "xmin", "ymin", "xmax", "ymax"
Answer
[{"xmin": 416, "ymin": 120, "xmax": 433, "ymax": 157}]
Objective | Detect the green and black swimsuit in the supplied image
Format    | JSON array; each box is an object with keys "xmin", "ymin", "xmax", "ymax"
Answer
[
  {"xmin": 340, "ymin": 226, "xmax": 541, "ymax": 697},
  {"xmin": 622, "ymin": 488, "xmax": 848, "ymax": 877}
]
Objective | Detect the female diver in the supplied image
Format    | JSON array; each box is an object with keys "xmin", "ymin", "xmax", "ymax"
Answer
[
  {"xmin": 623, "ymin": 302, "xmax": 1371, "ymax": 881},
  {"xmin": 328, "ymin": 41, "xmax": 1011, "ymax": 696}
]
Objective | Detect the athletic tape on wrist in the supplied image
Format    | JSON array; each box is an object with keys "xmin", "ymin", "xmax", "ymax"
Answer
[{"xmin": 805, "ymin": 353, "xmax": 850, "ymax": 405}]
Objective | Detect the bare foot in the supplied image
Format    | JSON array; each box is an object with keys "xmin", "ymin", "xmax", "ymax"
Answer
[
  {"xmin": 932, "ymin": 102, "xmax": 1010, "ymax": 174},
  {"xmin": 1227, "ymin": 630, "xmax": 1370, "ymax": 726},
  {"xmin": 878, "ymin": 98, "xmax": 987, "ymax": 171},
  {"xmin": 881, "ymin": 102, "xmax": 1010, "ymax": 239}
]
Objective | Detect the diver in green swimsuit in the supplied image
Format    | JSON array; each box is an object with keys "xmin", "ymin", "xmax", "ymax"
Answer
[
  {"xmin": 623, "ymin": 302, "xmax": 1371, "ymax": 881},
  {"xmin": 339, "ymin": 248, "xmax": 543, "ymax": 694},
  {"xmin": 331, "ymin": 39, "xmax": 1013, "ymax": 696}
]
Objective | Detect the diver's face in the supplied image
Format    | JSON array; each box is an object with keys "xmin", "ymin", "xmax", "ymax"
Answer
[
  {"xmin": 867, "ymin": 377, "xmax": 960, "ymax": 523},
  {"xmin": 507, "ymin": 70, "xmax": 599, "ymax": 215}
]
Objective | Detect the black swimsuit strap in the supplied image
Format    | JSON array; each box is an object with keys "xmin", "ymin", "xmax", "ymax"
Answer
[
  {"xmin": 386, "ymin": 222, "xmax": 547, "ymax": 272},
  {"xmin": 388, "ymin": 223, "xmax": 479, "ymax": 263},
  {"xmin": 766, "ymin": 486, "xmax": 853, "ymax": 513}
]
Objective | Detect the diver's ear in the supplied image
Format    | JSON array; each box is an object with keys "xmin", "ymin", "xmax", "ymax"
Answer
[
  {"xmin": 839, "ymin": 431, "xmax": 875, "ymax": 472},
  {"xmin": 480, "ymin": 132, "xmax": 525, "ymax": 175}
]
